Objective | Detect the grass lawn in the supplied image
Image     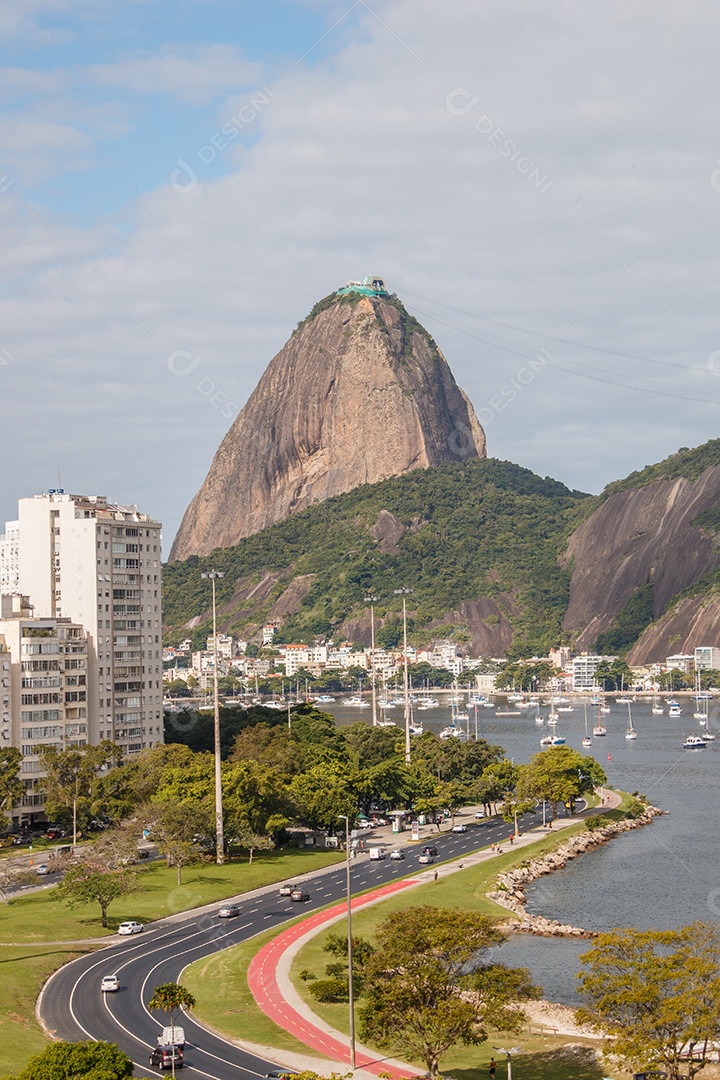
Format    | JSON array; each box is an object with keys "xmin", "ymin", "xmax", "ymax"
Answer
[
  {"xmin": 184, "ymin": 798, "xmax": 640, "ymax": 1079},
  {"xmin": 0, "ymin": 944, "xmax": 91, "ymax": 1076},
  {"xmin": 0, "ymin": 848, "xmax": 342, "ymax": 944}
]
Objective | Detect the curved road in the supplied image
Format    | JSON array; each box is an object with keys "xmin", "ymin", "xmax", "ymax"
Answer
[{"xmin": 40, "ymin": 811, "xmax": 552, "ymax": 1078}]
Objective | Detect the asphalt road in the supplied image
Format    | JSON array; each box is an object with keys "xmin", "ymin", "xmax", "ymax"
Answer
[{"xmin": 39, "ymin": 810, "xmax": 552, "ymax": 1079}]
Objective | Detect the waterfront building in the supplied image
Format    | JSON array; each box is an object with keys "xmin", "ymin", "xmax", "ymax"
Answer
[
  {"xmin": 694, "ymin": 646, "xmax": 720, "ymax": 671},
  {"xmin": 572, "ymin": 653, "xmax": 617, "ymax": 692},
  {"xmin": 666, "ymin": 653, "xmax": 694, "ymax": 674},
  {"xmin": 0, "ymin": 492, "xmax": 163, "ymax": 756}
]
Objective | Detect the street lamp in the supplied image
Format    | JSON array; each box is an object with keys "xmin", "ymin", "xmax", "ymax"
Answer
[
  {"xmin": 202, "ymin": 570, "xmax": 225, "ymax": 866},
  {"xmin": 364, "ymin": 595, "xmax": 379, "ymax": 728},
  {"xmin": 338, "ymin": 814, "xmax": 356, "ymax": 1070},
  {"xmin": 493, "ymin": 1046, "xmax": 521, "ymax": 1080},
  {"xmin": 394, "ymin": 588, "xmax": 413, "ymax": 762}
]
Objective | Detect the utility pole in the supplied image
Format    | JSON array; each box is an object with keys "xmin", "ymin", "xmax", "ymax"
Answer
[
  {"xmin": 365, "ymin": 595, "xmax": 379, "ymax": 727},
  {"xmin": 394, "ymin": 588, "xmax": 413, "ymax": 762},
  {"xmin": 202, "ymin": 570, "xmax": 225, "ymax": 865}
]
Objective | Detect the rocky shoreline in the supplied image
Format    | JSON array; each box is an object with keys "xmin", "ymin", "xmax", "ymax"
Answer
[{"xmin": 488, "ymin": 803, "xmax": 664, "ymax": 938}]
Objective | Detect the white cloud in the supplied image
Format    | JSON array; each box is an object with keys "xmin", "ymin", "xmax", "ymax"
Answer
[
  {"xmin": 87, "ymin": 45, "xmax": 264, "ymax": 106},
  {"xmin": 3, "ymin": 0, "xmax": 720, "ymax": 546}
]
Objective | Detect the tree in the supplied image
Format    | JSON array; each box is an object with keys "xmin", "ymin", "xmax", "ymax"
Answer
[
  {"xmin": 577, "ymin": 922, "xmax": 720, "ymax": 1080},
  {"xmin": 36, "ymin": 742, "xmax": 122, "ymax": 842},
  {"xmin": 142, "ymin": 799, "xmax": 209, "ymax": 884},
  {"xmin": 0, "ymin": 747, "xmax": 22, "ymax": 819},
  {"xmin": 0, "ymin": 1039, "xmax": 134, "ymax": 1080},
  {"xmin": 57, "ymin": 863, "xmax": 138, "ymax": 928},
  {"xmin": 517, "ymin": 747, "xmax": 606, "ymax": 819},
  {"xmin": 148, "ymin": 982, "xmax": 196, "ymax": 1079},
  {"xmin": 359, "ymin": 906, "xmax": 539, "ymax": 1078}
]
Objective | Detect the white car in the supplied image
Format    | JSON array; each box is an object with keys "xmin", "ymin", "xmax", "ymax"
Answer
[
  {"xmin": 418, "ymin": 853, "xmax": 434, "ymax": 864},
  {"xmin": 101, "ymin": 974, "xmax": 119, "ymax": 992},
  {"xmin": 35, "ymin": 863, "xmax": 50, "ymax": 875},
  {"xmin": 117, "ymin": 920, "xmax": 144, "ymax": 935},
  {"xmin": 452, "ymin": 823, "xmax": 468, "ymax": 833},
  {"xmin": 389, "ymin": 849, "xmax": 405, "ymax": 860}
]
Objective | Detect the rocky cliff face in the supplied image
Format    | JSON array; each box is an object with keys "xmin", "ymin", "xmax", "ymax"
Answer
[
  {"xmin": 170, "ymin": 291, "xmax": 486, "ymax": 561},
  {"xmin": 562, "ymin": 466, "xmax": 720, "ymax": 657}
]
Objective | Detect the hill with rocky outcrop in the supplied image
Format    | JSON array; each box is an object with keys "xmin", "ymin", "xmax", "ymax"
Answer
[
  {"xmin": 170, "ymin": 287, "xmax": 486, "ymax": 561},
  {"xmin": 561, "ymin": 441, "xmax": 720, "ymax": 662}
]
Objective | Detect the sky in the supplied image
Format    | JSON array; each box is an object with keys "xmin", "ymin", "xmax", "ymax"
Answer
[{"xmin": 2, "ymin": 0, "xmax": 720, "ymax": 552}]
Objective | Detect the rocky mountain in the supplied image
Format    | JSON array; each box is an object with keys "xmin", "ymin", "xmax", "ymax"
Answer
[
  {"xmin": 169, "ymin": 285, "xmax": 486, "ymax": 561},
  {"xmin": 562, "ymin": 442, "xmax": 720, "ymax": 662},
  {"xmin": 163, "ymin": 458, "xmax": 584, "ymax": 657}
]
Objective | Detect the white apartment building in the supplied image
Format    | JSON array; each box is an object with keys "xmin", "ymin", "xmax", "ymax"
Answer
[
  {"xmin": 695, "ymin": 646, "xmax": 720, "ymax": 671},
  {"xmin": 1, "ymin": 492, "xmax": 163, "ymax": 756},
  {"xmin": 0, "ymin": 593, "xmax": 89, "ymax": 825},
  {"xmin": 666, "ymin": 653, "xmax": 695, "ymax": 674},
  {"xmin": 0, "ymin": 520, "xmax": 19, "ymax": 594},
  {"xmin": 572, "ymin": 653, "xmax": 617, "ymax": 691}
]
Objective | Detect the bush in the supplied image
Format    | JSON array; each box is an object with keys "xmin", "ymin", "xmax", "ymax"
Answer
[
  {"xmin": 585, "ymin": 816, "xmax": 603, "ymax": 831},
  {"xmin": 308, "ymin": 976, "xmax": 348, "ymax": 1003}
]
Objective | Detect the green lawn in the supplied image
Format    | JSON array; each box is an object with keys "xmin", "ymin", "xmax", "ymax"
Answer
[
  {"xmin": 183, "ymin": 800, "xmax": 638, "ymax": 1080},
  {"xmin": 0, "ymin": 848, "xmax": 342, "ymax": 944},
  {"xmin": 0, "ymin": 944, "xmax": 90, "ymax": 1075}
]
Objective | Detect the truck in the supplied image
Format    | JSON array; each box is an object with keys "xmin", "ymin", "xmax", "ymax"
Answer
[
  {"xmin": 157, "ymin": 1026, "xmax": 185, "ymax": 1049},
  {"xmin": 369, "ymin": 847, "xmax": 385, "ymax": 860}
]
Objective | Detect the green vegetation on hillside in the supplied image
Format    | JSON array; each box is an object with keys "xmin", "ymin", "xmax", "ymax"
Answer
[
  {"xmin": 594, "ymin": 583, "xmax": 655, "ymax": 655},
  {"xmin": 600, "ymin": 438, "xmax": 720, "ymax": 501},
  {"xmin": 163, "ymin": 458, "xmax": 588, "ymax": 656}
]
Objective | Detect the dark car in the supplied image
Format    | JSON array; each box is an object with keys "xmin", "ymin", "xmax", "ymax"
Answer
[
  {"xmin": 46, "ymin": 826, "xmax": 65, "ymax": 840},
  {"xmin": 290, "ymin": 888, "xmax": 310, "ymax": 902},
  {"xmin": 422, "ymin": 846, "xmax": 438, "ymax": 856},
  {"xmin": 265, "ymin": 1071, "xmax": 296, "ymax": 1080},
  {"xmin": 149, "ymin": 1046, "xmax": 184, "ymax": 1070},
  {"xmin": 217, "ymin": 904, "xmax": 240, "ymax": 918},
  {"xmin": 137, "ymin": 848, "xmax": 151, "ymax": 859}
]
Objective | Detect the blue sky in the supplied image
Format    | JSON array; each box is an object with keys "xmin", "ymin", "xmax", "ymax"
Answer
[{"xmin": 2, "ymin": 0, "xmax": 720, "ymax": 549}]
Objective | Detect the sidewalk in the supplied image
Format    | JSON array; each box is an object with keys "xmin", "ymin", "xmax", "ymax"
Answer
[{"xmin": 247, "ymin": 791, "xmax": 621, "ymax": 1078}]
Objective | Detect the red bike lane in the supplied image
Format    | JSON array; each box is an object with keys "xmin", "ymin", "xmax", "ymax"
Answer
[{"xmin": 247, "ymin": 878, "xmax": 421, "ymax": 1079}]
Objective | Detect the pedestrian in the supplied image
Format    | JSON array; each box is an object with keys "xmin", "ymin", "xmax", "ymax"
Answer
[
  {"xmin": 509, "ymin": 833, "xmax": 514, "ymax": 845},
  {"xmin": 434, "ymin": 869, "xmax": 438, "ymax": 882},
  {"xmin": 489, "ymin": 1057, "xmax": 496, "ymax": 1078}
]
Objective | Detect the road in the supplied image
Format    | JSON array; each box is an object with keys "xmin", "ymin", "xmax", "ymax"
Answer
[{"xmin": 39, "ymin": 811, "xmax": 550, "ymax": 1079}]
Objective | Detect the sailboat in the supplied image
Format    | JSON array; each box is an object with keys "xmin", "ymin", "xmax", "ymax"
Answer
[
  {"xmin": 582, "ymin": 703, "xmax": 592, "ymax": 748},
  {"xmin": 693, "ymin": 672, "xmax": 707, "ymax": 720},
  {"xmin": 593, "ymin": 701, "xmax": 607, "ymax": 737},
  {"xmin": 651, "ymin": 691, "xmax": 664, "ymax": 715},
  {"xmin": 625, "ymin": 701, "xmax": 637, "ymax": 740}
]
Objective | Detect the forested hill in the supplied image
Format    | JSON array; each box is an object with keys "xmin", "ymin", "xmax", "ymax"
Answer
[{"xmin": 163, "ymin": 458, "xmax": 589, "ymax": 658}]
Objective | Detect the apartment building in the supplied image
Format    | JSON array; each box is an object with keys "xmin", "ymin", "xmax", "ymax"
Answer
[
  {"xmin": 1, "ymin": 492, "xmax": 163, "ymax": 756},
  {"xmin": 0, "ymin": 593, "xmax": 89, "ymax": 825}
]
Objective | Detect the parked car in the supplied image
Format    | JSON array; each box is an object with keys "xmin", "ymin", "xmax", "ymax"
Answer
[
  {"xmin": 452, "ymin": 823, "xmax": 468, "ymax": 833},
  {"xmin": 290, "ymin": 888, "xmax": 310, "ymax": 902},
  {"xmin": 101, "ymin": 974, "xmax": 119, "ymax": 992},
  {"xmin": 148, "ymin": 1046, "xmax": 183, "ymax": 1070},
  {"xmin": 46, "ymin": 826, "xmax": 65, "ymax": 840},
  {"xmin": 475, "ymin": 811, "xmax": 485, "ymax": 819},
  {"xmin": 217, "ymin": 904, "xmax": 240, "ymax": 918},
  {"xmin": 117, "ymin": 920, "xmax": 144, "ymax": 935},
  {"xmin": 357, "ymin": 819, "xmax": 373, "ymax": 829},
  {"xmin": 137, "ymin": 848, "xmax": 151, "ymax": 859},
  {"xmin": 418, "ymin": 853, "xmax": 434, "ymax": 864},
  {"xmin": 422, "ymin": 846, "xmax": 438, "ymax": 856},
  {"xmin": 389, "ymin": 849, "xmax": 405, "ymax": 860},
  {"xmin": 278, "ymin": 883, "xmax": 297, "ymax": 896},
  {"xmin": 265, "ymin": 1071, "xmax": 296, "ymax": 1079}
]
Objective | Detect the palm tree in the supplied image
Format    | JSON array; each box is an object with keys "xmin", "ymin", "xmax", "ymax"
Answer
[{"xmin": 148, "ymin": 981, "xmax": 196, "ymax": 1079}]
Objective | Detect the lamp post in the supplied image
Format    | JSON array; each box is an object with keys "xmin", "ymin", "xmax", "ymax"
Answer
[
  {"xmin": 493, "ymin": 1046, "xmax": 521, "ymax": 1080},
  {"xmin": 202, "ymin": 570, "xmax": 225, "ymax": 865},
  {"xmin": 364, "ymin": 595, "xmax": 379, "ymax": 728},
  {"xmin": 338, "ymin": 814, "xmax": 356, "ymax": 1070},
  {"xmin": 394, "ymin": 588, "xmax": 413, "ymax": 762}
]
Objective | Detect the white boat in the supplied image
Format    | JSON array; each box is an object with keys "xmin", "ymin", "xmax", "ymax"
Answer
[
  {"xmin": 408, "ymin": 722, "xmax": 424, "ymax": 736},
  {"xmin": 455, "ymin": 710, "xmax": 469, "ymax": 721},
  {"xmin": 439, "ymin": 725, "xmax": 465, "ymax": 740},
  {"xmin": 625, "ymin": 702, "xmax": 637, "ymax": 741},
  {"xmin": 314, "ymin": 694, "xmax": 336, "ymax": 703},
  {"xmin": 582, "ymin": 704, "xmax": 592, "ymax": 748},
  {"xmin": 345, "ymin": 696, "xmax": 371, "ymax": 708},
  {"xmin": 600, "ymin": 705, "xmax": 611, "ymax": 714},
  {"xmin": 669, "ymin": 704, "xmax": 682, "ymax": 717},
  {"xmin": 683, "ymin": 734, "xmax": 707, "ymax": 749},
  {"xmin": 496, "ymin": 710, "xmax": 521, "ymax": 717},
  {"xmin": 417, "ymin": 696, "xmax": 440, "ymax": 709},
  {"xmin": 557, "ymin": 706, "xmax": 574, "ymax": 713},
  {"xmin": 541, "ymin": 734, "xmax": 566, "ymax": 746},
  {"xmin": 593, "ymin": 703, "xmax": 607, "ymax": 737},
  {"xmin": 376, "ymin": 717, "xmax": 397, "ymax": 728},
  {"xmin": 377, "ymin": 698, "xmax": 395, "ymax": 708}
]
